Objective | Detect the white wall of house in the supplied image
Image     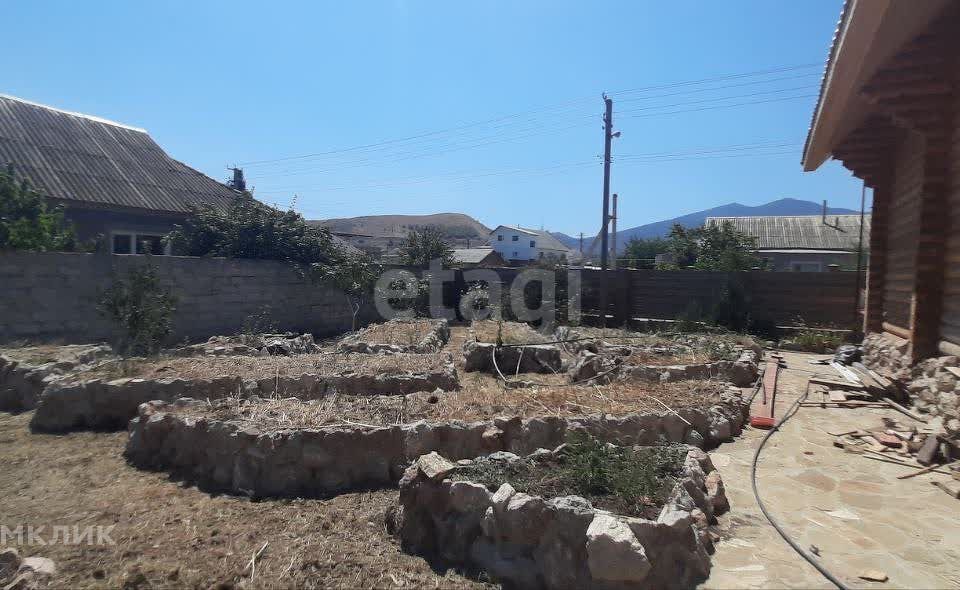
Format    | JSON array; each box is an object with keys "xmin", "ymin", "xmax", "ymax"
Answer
[{"xmin": 489, "ymin": 225, "xmax": 568, "ymax": 261}]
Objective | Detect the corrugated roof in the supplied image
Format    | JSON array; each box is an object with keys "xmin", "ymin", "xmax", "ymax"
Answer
[
  {"xmin": 0, "ymin": 94, "xmax": 240, "ymax": 214},
  {"xmin": 452, "ymin": 247, "xmax": 500, "ymax": 264},
  {"xmin": 490, "ymin": 225, "xmax": 571, "ymax": 252},
  {"xmin": 802, "ymin": 0, "xmax": 852, "ymax": 168},
  {"xmin": 705, "ymin": 214, "xmax": 870, "ymax": 251}
]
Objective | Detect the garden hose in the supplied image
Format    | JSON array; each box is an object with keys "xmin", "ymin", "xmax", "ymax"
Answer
[{"xmin": 750, "ymin": 390, "xmax": 850, "ymax": 590}]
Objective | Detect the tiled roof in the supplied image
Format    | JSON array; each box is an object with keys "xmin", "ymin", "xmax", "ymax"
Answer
[
  {"xmin": 705, "ymin": 214, "xmax": 869, "ymax": 251},
  {"xmin": 0, "ymin": 94, "xmax": 240, "ymax": 214}
]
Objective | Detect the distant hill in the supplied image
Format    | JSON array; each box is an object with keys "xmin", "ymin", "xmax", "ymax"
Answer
[
  {"xmin": 311, "ymin": 213, "xmax": 491, "ymax": 243},
  {"xmin": 551, "ymin": 198, "xmax": 858, "ymax": 253}
]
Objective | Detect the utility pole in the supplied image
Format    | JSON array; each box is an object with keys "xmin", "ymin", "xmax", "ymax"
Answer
[
  {"xmin": 610, "ymin": 193, "xmax": 618, "ymax": 270},
  {"xmin": 599, "ymin": 95, "xmax": 616, "ymax": 327},
  {"xmin": 600, "ymin": 96, "xmax": 613, "ymax": 271},
  {"xmin": 579, "ymin": 232, "xmax": 584, "ymax": 253},
  {"xmin": 854, "ymin": 183, "xmax": 867, "ymax": 326}
]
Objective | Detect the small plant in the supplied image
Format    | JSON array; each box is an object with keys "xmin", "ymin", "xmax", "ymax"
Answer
[
  {"xmin": 790, "ymin": 328, "xmax": 844, "ymax": 353},
  {"xmin": 98, "ymin": 262, "xmax": 177, "ymax": 355},
  {"xmin": 240, "ymin": 305, "xmax": 277, "ymax": 336}
]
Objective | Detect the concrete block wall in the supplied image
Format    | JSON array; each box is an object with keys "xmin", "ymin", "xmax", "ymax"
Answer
[{"xmin": 0, "ymin": 252, "xmax": 355, "ymax": 344}]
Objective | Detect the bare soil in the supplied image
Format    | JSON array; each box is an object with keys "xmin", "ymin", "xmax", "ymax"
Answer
[{"xmin": 0, "ymin": 412, "xmax": 489, "ymax": 589}]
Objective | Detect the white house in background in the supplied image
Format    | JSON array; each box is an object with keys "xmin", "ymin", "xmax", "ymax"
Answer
[{"xmin": 488, "ymin": 225, "xmax": 571, "ymax": 263}]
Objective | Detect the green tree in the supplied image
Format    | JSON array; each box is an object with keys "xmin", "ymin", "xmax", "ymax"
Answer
[
  {"xmin": 618, "ymin": 237, "xmax": 669, "ymax": 269},
  {"xmin": 98, "ymin": 262, "xmax": 177, "ymax": 355},
  {"xmin": 664, "ymin": 222, "xmax": 761, "ymax": 271},
  {"xmin": 313, "ymin": 253, "xmax": 382, "ymax": 330},
  {"xmin": 0, "ymin": 165, "xmax": 81, "ymax": 252},
  {"xmin": 397, "ymin": 226, "xmax": 454, "ymax": 267},
  {"xmin": 165, "ymin": 195, "xmax": 339, "ymax": 265}
]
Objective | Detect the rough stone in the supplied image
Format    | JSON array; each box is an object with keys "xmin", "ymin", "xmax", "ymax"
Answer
[
  {"xmin": 462, "ymin": 340, "xmax": 563, "ymax": 374},
  {"xmin": 417, "ymin": 451, "xmax": 457, "ymax": 481},
  {"xmin": 585, "ymin": 513, "xmax": 652, "ymax": 584}
]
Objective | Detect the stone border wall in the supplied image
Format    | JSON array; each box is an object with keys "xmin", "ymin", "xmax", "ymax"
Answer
[
  {"xmin": 863, "ymin": 332, "xmax": 959, "ymax": 434},
  {"xmin": 623, "ymin": 350, "xmax": 760, "ymax": 387},
  {"xmin": 391, "ymin": 446, "xmax": 727, "ymax": 589},
  {"xmin": 338, "ymin": 319, "xmax": 450, "ymax": 354},
  {"xmin": 462, "ymin": 341, "xmax": 563, "ymax": 374},
  {"xmin": 0, "ymin": 345, "xmax": 114, "ymax": 412},
  {"xmin": 124, "ymin": 390, "xmax": 747, "ymax": 498},
  {"xmin": 569, "ymin": 349, "xmax": 760, "ymax": 388},
  {"xmin": 31, "ymin": 361, "xmax": 460, "ymax": 433}
]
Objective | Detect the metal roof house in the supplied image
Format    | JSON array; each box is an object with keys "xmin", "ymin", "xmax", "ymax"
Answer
[
  {"xmin": 489, "ymin": 225, "xmax": 571, "ymax": 264},
  {"xmin": 704, "ymin": 214, "xmax": 870, "ymax": 272},
  {"xmin": 451, "ymin": 247, "xmax": 507, "ymax": 268},
  {"xmin": 801, "ymin": 0, "xmax": 960, "ymax": 362},
  {"xmin": 0, "ymin": 94, "xmax": 241, "ymax": 255}
]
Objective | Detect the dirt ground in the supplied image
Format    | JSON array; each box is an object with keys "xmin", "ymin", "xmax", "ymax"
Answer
[
  {"xmin": 0, "ymin": 324, "xmax": 746, "ymax": 589},
  {"xmin": 0, "ymin": 412, "xmax": 490, "ymax": 589}
]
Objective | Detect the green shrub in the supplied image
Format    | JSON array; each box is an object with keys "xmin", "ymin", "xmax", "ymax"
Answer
[
  {"xmin": 790, "ymin": 328, "xmax": 844, "ymax": 353},
  {"xmin": 0, "ymin": 165, "xmax": 84, "ymax": 252},
  {"xmin": 98, "ymin": 263, "xmax": 177, "ymax": 355}
]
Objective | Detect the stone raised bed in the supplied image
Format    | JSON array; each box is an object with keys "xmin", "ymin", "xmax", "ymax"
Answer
[
  {"xmin": 168, "ymin": 332, "xmax": 320, "ymax": 357},
  {"xmin": 463, "ymin": 321, "xmax": 563, "ymax": 375},
  {"xmin": 338, "ymin": 319, "xmax": 450, "ymax": 354},
  {"xmin": 0, "ymin": 344, "xmax": 114, "ymax": 412},
  {"xmin": 31, "ymin": 356, "xmax": 459, "ymax": 433},
  {"xmin": 123, "ymin": 389, "xmax": 746, "ymax": 497},
  {"xmin": 569, "ymin": 349, "xmax": 760, "ymax": 388},
  {"xmin": 390, "ymin": 446, "xmax": 727, "ymax": 589},
  {"xmin": 462, "ymin": 340, "xmax": 563, "ymax": 374}
]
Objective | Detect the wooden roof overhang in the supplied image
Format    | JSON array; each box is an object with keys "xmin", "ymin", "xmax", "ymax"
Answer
[
  {"xmin": 802, "ymin": 0, "xmax": 952, "ymax": 173},
  {"xmin": 831, "ymin": 18, "xmax": 959, "ymax": 188}
]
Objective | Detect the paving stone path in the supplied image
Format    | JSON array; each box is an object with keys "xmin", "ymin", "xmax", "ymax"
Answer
[{"xmin": 703, "ymin": 350, "xmax": 960, "ymax": 589}]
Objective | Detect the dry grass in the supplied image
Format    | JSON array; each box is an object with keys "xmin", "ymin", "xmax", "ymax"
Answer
[
  {"xmin": 471, "ymin": 320, "xmax": 550, "ymax": 345},
  {"xmin": 346, "ymin": 319, "xmax": 440, "ymax": 347},
  {"xmin": 65, "ymin": 352, "xmax": 451, "ymax": 384},
  {"xmin": 170, "ymin": 372, "xmax": 728, "ymax": 430},
  {"xmin": 0, "ymin": 412, "xmax": 489, "ymax": 589}
]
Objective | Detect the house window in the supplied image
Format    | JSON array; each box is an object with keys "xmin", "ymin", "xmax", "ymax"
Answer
[
  {"xmin": 530, "ymin": 240, "xmax": 536, "ymax": 248},
  {"xmin": 512, "ymin": 251, "xmax": 518, "ymax": 258},
  {"xmin": 511, "ymin": 235, "xmax": 518, "ymax": 241},
  {"xmin": 112, "ymin": 234, "xmax": 133, "ymax": 255},
  {"xmin": 497, "ymin": 235, "xmax": 503, "ymax": 241},
  {"xmin": 112, "ymin": 231, "xmax": 170, "ymax": 255}
]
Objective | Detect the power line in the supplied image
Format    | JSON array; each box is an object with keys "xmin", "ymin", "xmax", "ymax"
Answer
[
  {"xmin": 622, "ymin": 94, "xmax": 818, "ymax": 119},
  {"xmin": 613, "ymin": 71, "xmax": 820, "ymax": 103},
  {"xmin": 616, "ymin": 86, "xmax": 815, "ymax": 115},
  {"xmin": 237, "ymin": 63, "xmax": 821, "ymax": 168}
]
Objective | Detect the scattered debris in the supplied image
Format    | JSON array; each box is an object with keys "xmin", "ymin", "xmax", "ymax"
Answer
[
  {"xmin": 858, "ymin": 570, "xmax": 889, "ymax": 583},
  {"xmin": 931, "ymin": 480, "xmax": 960, "ymax": 499}
]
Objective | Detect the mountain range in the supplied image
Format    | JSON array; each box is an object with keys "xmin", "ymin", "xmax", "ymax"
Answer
[{"xmin": 550, "ymin": 198, "xmax": 858, "ymax": 253}]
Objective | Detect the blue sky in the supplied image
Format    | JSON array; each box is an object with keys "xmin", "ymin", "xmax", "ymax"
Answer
[{"xmin": 5, "ymin": 0, "xmax": 863, "ymax": 235}]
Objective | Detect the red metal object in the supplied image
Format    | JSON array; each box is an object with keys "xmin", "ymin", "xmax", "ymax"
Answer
[{"xmin": 750, "ymin": 358, "xmax": 780, "ymax": 429}]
